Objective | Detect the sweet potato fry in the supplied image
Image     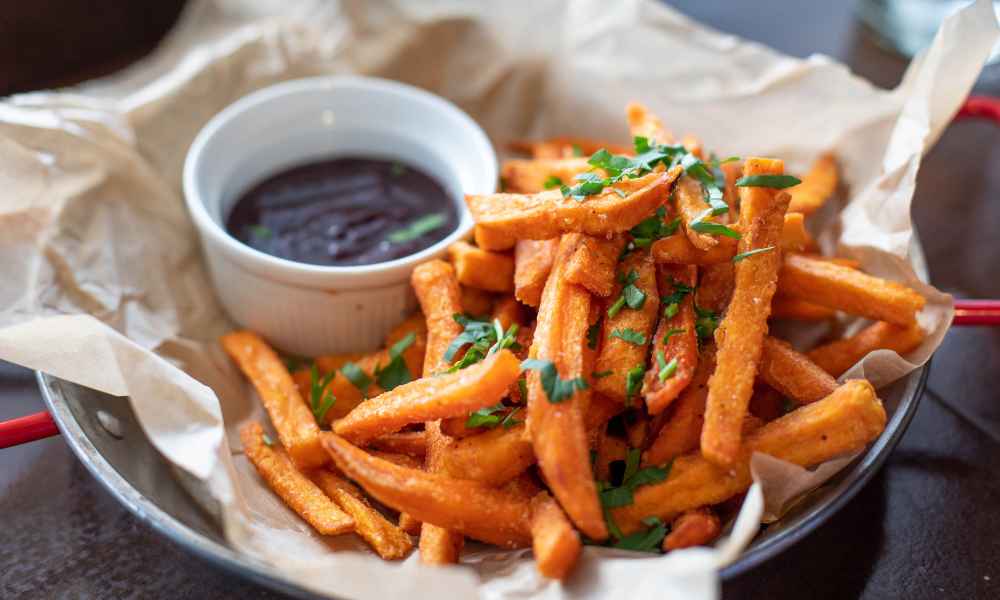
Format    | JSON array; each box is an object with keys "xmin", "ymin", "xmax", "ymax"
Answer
[
  {"xmin": 615, "ymin": 380, "xmax": 886, "ymax": 533},
  {"xmin": 449, "ymin": 241, "xmax": 514, "ymax": 293},
  {"xmin": 720, "ymin": 160, "xmax": 742, "ymax": 221},
  {"xmin": 770, "ymin": 295, "xmax": 836, "ymax": 321},
  {"xmin": 787, "ymin": 153, "xmax": 838, "ymax": 215},
  {"xmin": 333, "ymin": 349, "xmax": 521, "ymax": 445},
  {"xmin": 644, "ymin": 265, "xmax": 698, "ymax": 414},
  {"xmin": 593, "ymin": 250, "xmax": 660, "ymax": 403},
  {"xmin": 626, "ymin": 101, "xmax": 675, "ymax": 144},
  {"xmin": 651, "ymin": 214, "xmax": 811, "ymax": 265},
  {"xmin": 563, "ymin": 234, "xmax": 627, "ymax": 297},
  {"xmin": 675, "ymin": 175, "xmax": 719, "ymax": 251},
  {"xmin": 460, "ymin": 285, "xmax": 494, "ymax": 317},
  {"xmin": 778, "ymin": 253, "xmax": 926, "ymax": 326},
  {"xmin": 492, "ymin": 295, "xmax": 527, "ymax": 330},
  {"xmin": 222, "ymin": 332, "xmax": 326, "ymax": 469},
  {"xmin": 528, "ymin": 235, "xmax": 607, "ymax": 540},
  {"xmin": 807, "ymin": 321, "xmax": 925, "ymax": 377},
  {"xmin": 759, "ymin": 336, "xmax": 838, "ymax": 405},
  {"xmin": 398, "ymin": 513, "xmax": 422, "ymax": 535},
  {"xmin": 643, "ymin": 346, "xmax": 715, "ymax": 466},
  {"xmin": 695, "ymin": 263, "xmax": 734, "ymax": 313},
  {"xmin": 780, "ymin": 212, "xmax": 813, "ymax": 252},
  {"xmin": 514, "ymin": 239, "xmax": 559, "ymax": 307},
  {"xmin": 368, "ymin": 431, "xmax": 426, "ymax": 458},
  {"xmin": 474, "ymin": 225, "xmax": 517, "ymax": 252},
  {"xmin": 240, "ymin": 422, "xmax": 353, "ymax": 534},
  {"xmin": 436, "ymin": 424, "xmax": 535, "ymax": 486},
  {"xmin": 321, "ymin": 434, "xmax": 533, "ymax": 548},
  {"xmin": 310, "ymin": 469, "xmax": 413, "ymax": 559},
  {"xmin": 467, "ymin": 169, "xmax": 680, "ymax": 241},
  {"xmin": 530, "ymin": 492, "xmax": 582, "ymax": 580},
  {"xmin": 501, "ymin": 157, "xmax": 595, "ymax": 194},
  {"xmin": 510, "ymin": 137, "xmax": 630, "ymax": 160},
  {"xmin": 701, "ymin": 158, "xmax": 789, "ymax": 467},
  {"xmin": 663, "ymin": 508, "xmax": 721, "ymax": 551}
]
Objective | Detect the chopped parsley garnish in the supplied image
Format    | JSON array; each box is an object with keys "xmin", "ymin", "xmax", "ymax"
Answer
[
  {"xmin": 610, "ymin": 328, "xmax": 646, "ymax": 345},
  {"xmin": 444, "ymin": 315, "xmax": 520, "ymax": 371},
  {"xmin": 587, "ymin": 318, "xmax": 602, "ymax": 350},
  {"xmin": 662, "ymin": 327, "xmax": 686, "ymax": 344},
  {"xmin": 374, "ymin": 332, "xmax": 416, "ymax": 391},
  {"xmin": 607, "ymin": 270, "xmax": 646, "ymax": 318},
  {"xmin": 736, "ymin": 174, "xmax": 802, "ymax": 189},
  {"xmin": 387, "ymin": 212, "xmax": 447, "ymax": 244},
  {"xmin": 262, "ymin": 433, "xmax": 275, "ymax": 447},
  {"xmin": 624, "ymin": 364, "xmax": 645, "ymax": 406},
  {"xmin": 607, "ymin": 296, "xmax": 627, "ymax": 318},
  {"xmin": 465, "ymin": 402, "xmax": 518, "ymax": 429},
  {"xmin": 521, "ymin": 358, "xmax": 588, "ymax": 404},
  {"xmin": 517, "ymin": 377, "xmax": 528, "ymax": 402},
  {"xmin": 612, "ymin": 516, "xmax": 668, "ymax": 552},
  {"xmin": 599, "ymin": 450, "xmax": 672, "ymax": 510},
  {"xmin": 732, "ymin": 246, "xmax": 776, "ymax": 263},
  {"xmin": 571, "ymin": 143, "xmax": 584, "ymax": 157},
  {"xmin": 543, "ymin": 175, "xmax": 564, "ymax": 189},
  {"xmin": 340, "ymin": 361, "xmax": 373, "ymax": 397},
  {"xmin": 656, "ymin": 351, "xmax": 678, "ymax": 383},
  {"xmin": 660, "ymin": 279, "xmax": 694, "ymax": 320},
  {"xmin": 690, "ymin": 208, "xmax": 741, "ymax": 239},
  {"xmin": 694, "ymin": 306, "xmax": 720, "ymax": 341},
  {"xmin": 592, "ymin": 370, "xmax": 614, "ymax": 379},
  {"xmin": 249, "ymin": 224, "xmax": 272, "ymax": 240},
  {"xmin": 663, "ymin": 303, "xmax": 679, "ymax": 319},
  {"xmin": 309, "ymin": 364, "xmax": 337, "ymax": 424},
  {"xmin": 629, "ymin": 207, "xmax": 680, "ymax": 248}
]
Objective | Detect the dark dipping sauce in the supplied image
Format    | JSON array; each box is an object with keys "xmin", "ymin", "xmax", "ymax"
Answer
[{"xmin": 226, "ymin": 157, "xmax": 459, "ymax": 267}]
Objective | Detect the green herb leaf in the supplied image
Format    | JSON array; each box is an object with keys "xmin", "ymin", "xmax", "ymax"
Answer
[
  {"xmin": 466, "ymin": 402, "xmax": 506, "ymax": 428},
  {"xmin": 656, "ymin": 352, "xmax": 678, "ymax": 383},
  {"xmin": 587, "ymin": 318, "xmax": 602, "ymax": 350},
  {"xmin": 340, "ymin": 362, "xmax": 373, "ymax": 397},
  {"xmin": 690, "ymin": 209, "xmax": 741, "ymax": 239},
  {"xmin": 623, "ymin": 284, "xmax": 646, "ymax": 310},
  {"xmin": 262, "ymin": 433, "xmax": 275, "ymax": 447},
  {"xmin": 543, "ymin": 175, "xmax": 564, "ymax": 189},
  {"xmin": 612, "ymin": 517, "xmax": 667, "ymax": 552},
  {"xmin": 629, "ymin": 207, "xmax": 679, "ymax": 246},
  {"xmin": 663, "ymin": 303, "xmax": 678, "ymax": 319},
  {"xmin": 661, "ymin": 280, "xmax": 695, "ymax": 306},
  {"xmin": 249, "ymin": 224, "xmax": 272, "ymax": 240},
  {"xmin": 309, "ymin": 364, "xmax": 337, "ymax": 424},
  {"xmin": 736, "ymin": 174, "xmax": 802, "ymax": 189},
  {"xmin": 607, "ymin": 295, "xmax": 627, "ymax": 318},
  {"xmin": 662, "ymin": 327, "xmax": 686, "ymax": 344},
  {"xmin": 445, "ymin": 315, "xmax": 520, "ymax": 371},
  {"xmin": 521, "ymin": 358, "xmax": 588, "ymax": 404},
  {"xmin": 610, "ymin": 328, "xmax": 646, "ymax": 345},
  {"xmin": 623, "ymin": 448, "xmax": 641, "ymax": 483},
  {"xmin": 694, "ymin": 305, "xmax": 720, "ymax": 341},
  {"xmin": 387, "ymin": 212, "xmax": 448, "ymax": 244},
  {"xmin": 517, "ymin": 377, "xmax": 528, "ymax": 402},
  {"xmin": 600, "ymin": 486, "xmax": 635, "ymax": 509},
  {"xmin": 571, "ymin": 143, "xmax": 584, "ymax": 157},
  {"xmin": 624, "ymin": 364, "xmax": 645, "ymax": 406},
  {"xmin": 374, "ymin": 332, "xmax": 416, "ymax": 391},
  {"xmin": 592, "ymin": 369, "xmax": 614, "ymax": 379},
  {"xmin": 732, "ymin": 246, "xmax": 776, "ymax": 263},
  {"xmin": 501, "ymin": 407, "xmax": 523, "ymax": 429}
]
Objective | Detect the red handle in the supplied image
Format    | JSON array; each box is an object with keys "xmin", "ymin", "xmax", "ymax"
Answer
[
  {"xmin": 953, "ymin": 299, "xmax": 1000, "ymax": 326},
  {"xmin": 0, "ymin": 410, "xmax": 58, "ymax": 448}
]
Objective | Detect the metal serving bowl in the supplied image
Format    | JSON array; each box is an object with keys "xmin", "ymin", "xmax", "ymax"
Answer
[{"xmin": 36, "ymin": 245, "xmax": 930, "ymax": 598}]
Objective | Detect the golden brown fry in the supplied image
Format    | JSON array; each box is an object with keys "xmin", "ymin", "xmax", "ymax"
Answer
[
  {"xmin": 333, "ymin": 349, "xmax": 522, "ymax": 445},
  {"xmin": 514, "ymin": 239, "xmax": 559, "ymax": 308},
  {"xmin": 778, "ymin": 253, "xmax": 926, "ymax": 326},
  {"xmin": 770, "ymin": 295, "xmax": 836, "ymax": 321},
  {"xmin": 240, "ymin": 422, "xmax": 353, "ymax": 535},
  {"xmin": 759, "ymin": 336, "xmax": 838, "ymax": 405},
  {"xmin": 701, "ymin": 158, "xmax": 790, "ymax": 467},
  {"xmin": 663, "ymin": 509, "xmax": 721, "ymax": 551},
  {"xmin": 222, "ymin": 332, "xmax": 326, "ymax": 469},
  {"xmin": 593, "ymin": 250, "xmax": 659, "ymax": 403},
  {"xmin": 787, "ymin": 153, "xmax": 838, "ymax": 215},
  {"xmin": 615, "ymin": 380, "xmax": 886, "ymax": 533},
  {"xmin": 643, "ymin": 346, "xmax": 715, "ymax": 466},
  {"xmin": 460, "ymin": 285, "xmax": 494, "ymax": 317},
  {"xmin": 501, "ymin": 157, "xmax": 595, "ymax": 194},
  {"xmin": 563, "ymin": 234, "xmax": 628, "ymax": 297},
  {"xmin": 449, "ymin": 241, "xmax": 515, "ymax": 293},
  {"xmin": 530, "ymin": 492, "xmax": 582, "ymax": 580},
  {"xmin": 398, "ymin": 512, "xmax": 422, "ymax": 535},
  {"xmin": 310, "ymin": 469, "xmax": 413, "ymax": 559},
  {"xmin": 808, "ymin": 321, "xmax": 925, "ymax": 377},
  {"xmin": 675, "ymin": 175, "xmax": 719, "ymax": 251},
  {"xmin": 626, "ymin": 101, "xmax": 675, "ymax": 144},
  {"xmin": 510, "ymin": 137, "xmax": 630, "ymax": 160},
  {"xmin": 436, "ymin": 424, "xmax": 535, "ymax": 486},
  {"xmin": 644, "ymin": 265, "xmax": 698, "ymax": 414},
  {"xmin": 528, "ymin": 235, "xmax": 607, "ymax": 540},
  {"xmin": 474, "ymin": 225, "xmax": 517, "ymax": 252},
  {"xmin": 321, "ymin": 433, "xmax": 533, "ymax": 548},
  {"xmin": 780, "ymin": 212, "xmax": 813, "ymax": 252},
  {"xmin": 467, "ymin": 169, "xmax": 679, "ymax": 241},
  {"xmin": 368, "ymin": 431, "xmax": 426, "ymax": 458},
  {"xmin": 651, "ymin": 214, "xmax": 810, "ymax": 265}
]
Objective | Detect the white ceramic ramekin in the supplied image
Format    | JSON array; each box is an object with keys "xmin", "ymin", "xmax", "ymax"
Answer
[{"xmin": 183, "ymin": 77, "xmax": 497, "ymax": 356}]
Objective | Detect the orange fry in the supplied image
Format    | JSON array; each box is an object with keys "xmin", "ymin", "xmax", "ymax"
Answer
[
  {"xmin": 626, "ymin": 101, "xmax": 675, "ymax": 144},
  {"xmin": 310, "ymin": 469, "xmax": 413, "ymax": 559},
  {"xmin": 701, "ymin": 158, "xmax": 789, "ymax": 467},
  {"xmin": 528, "ymin": 235, "xmax": 607, "ymax": 540},
  {"xmin": 449, "ymin": 241, "xmax": 514, "ymax": 293},
  {"xmin": 778, "ymin": 253, "xmax": 926, "ymax": 326},
  {"xmin": 322, "ymin": 434, "xmax": 532, "ymax": 548},
  {"xmin": 368, "ymin": 431, "xmax": 426, "ymax": 458},
  {"xmin": 564, "ymin": 234, "xmax": 628, "ymax": 297},
  {"xmin": 467, "ymin": 169, "xmax": 679, "ymax": 241},
  {"xmin": 644, "ymin": 264, "xmax": 698, "ymax": 414},
  {"xmin": 651, "ymin": 214, "xmax": 810, "ymax": 265},
  {"xmin": 759, "ymin": 337, "xmax": 838, "ymax": 405},
  {"xmin": 770, "ymin": 295, "xmax": 836, "ymax": 321},
  {"xmin": 530, "ymin": 492, "xmax": 582, "ymax": 580},
  {"xmin": 474, "ymin": 225, "xmax": 517, "ymax": 252},
  {"xmin": 511, "ymin": 137, "xmax": 630, "ymax": 160},
  {"xmin": 437, "ymin": 424, "xmax": 535, "ymax": 486},
  {"xmin": 240, "ymin": 422, "xmax": 353, "ymax": 535},
  {"xmin": 663, "ymin": 509, "xmax": 721, "ymax": 551},
  {"xmin": 615, "ymin": 380, "xmax": 886, "ymax": 533},
  {"xmin": 585, "ymin": 393, "xmax": 625, "ymax": 447},
  {"xmin": 643, "ymin": 346, "xmax": 715, "ymax": 466},
  {"xmin": 501, "ymin": 157, "xmax": 595, "ymax": 194},
  {"xmin": 460, "ymin": 285, "xmax": 494, "ymax": 317},
  {"xmin": 787, "ymin": 153, "xmax": 838, "ymax": 215},
  {"xmin": 808, "ymin": 321, "xmax": 925, "ymax": 377},
  {"xmin": 675, "ymin": 175, "xmax": 719, "ymax": 251},
  {"xmin": 222, "ymin": 332, "xmax": 326, "ymax": 469},
  {"xmin": 514, "ymin": 239, "xmax": 559, "ymax": 308},
  {"xmin": 780, "ymin": 212, "xmax": 814, "ymax": 252},
  {"xmin": 369, "ymin": 450, "xmax": 424, "ymax": 470}
]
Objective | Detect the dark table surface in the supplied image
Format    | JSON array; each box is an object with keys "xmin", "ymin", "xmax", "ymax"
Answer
[{"xmin": 1, "ymin": 2, "xmax": 998, "ymax": 599}]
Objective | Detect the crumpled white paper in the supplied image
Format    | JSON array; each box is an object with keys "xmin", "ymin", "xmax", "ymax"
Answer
[{"xmin": 0, "ymin": 1, "xmax": 997, "ymax": 599}]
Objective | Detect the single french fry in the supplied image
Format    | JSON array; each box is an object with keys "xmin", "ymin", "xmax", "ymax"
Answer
[
  {"xmin": 501, "ymin": 157, "xmax": 595, "ymax": 194},
  {"xmin": 530, "ymin": 492, "xmax": 582, "ymax": 580},
  {"xmin": 759, "ymin": 336, "xmax": 838, "ymax": 405},
  {"xmin": 675, "ymin": 175, "xmax": 719, "ymax": 251},
  {"xmin": 475, "ymin": 225, "xmax": 517, "ymax": 252},
  {"xmin": 449, "ymin": 241, "xmax": 514, "ymax": 293},
  {"xmin": 467, "ymin": 169, "xmax": 680, "ymax": 241},
  {"xmin": 780, "ymin": 212, "xmax": 813, "ymax": 252},
  {"xmin": 240, "ymin": 422, "xmax": 353, "ymax": 535},
  {"xmin": 514, "ymin": 239, "xmax": 559, "ymax": 308},
  {"xmin": 436, "ymin": 424, "xmax": 535, "ymax": 486},
  {"xmin": 651, "ymin": 214, "xmax": 810, "ymax": 265},
  {"xmin": 626, "ymin": 101, "xmax": 675, "ymax": 144},
  {"xmin": 460, "ymin": 285, "xmax": 495, "ymax": 317},
  {"xmin": 593, "ymin": 250, "xmax": 660, "ymax": 403},
  {"xmin": 701, "ymin": 158, "xmax": 790, "ymax": 467},
  {"xmin": 696, "ymin": 262, "xmax": 734, "ymax": 313},
  {"xmin": 663, "ymin": 508, "xmax": 721, "ymax": 551},
  {"xmin": 333, "ymin": 349, "xmax": 522, "ymax": 445},
  {"xmin": 222, "ymin": 332, "xmax": 326, "ymax": 469},
  {"xmin": 644, "ymin": 265, "xmax": 699, "ymax": 414},
  {"xmin": 564, "ymin": 234, "xmax": 628, "ymax": 297},
  {"xmin": 510, "ymin": 137, "xmax": 631, "ymax": 160},
  {"xmin": 778, "ymin": 253, "xmax": 926, "ymax": 326},
  {"xmin": 310, "ymin": 469, "xmax": 413, "ymax": 559},
  {"xmin": 643, "ymin": 346, "xmax": 715, "ymax": 466},
  {"xmin": 808, "ymin": 321, "xmax": 925, "ymax": 377},
  {"xmin": 368, "ymin": 431, "xmax": 426, "ymax": 458},
  {"xmin": 615, "ymin": 380, "xmax": 887, "ymax": 533},
  {"xmin": 398, "ymin": 512, "xmax": 422, "ymax": 535},
  {"xmin": 527, "ymin": 235, "xmax": 607, "ymax": 540},
  {"xmin": 787, "ymin": 153, "xmax": 838, "ymax": 215},
  {"xmin": 770, "ymin": 295, "xmax": 836, "ymax": 321},
  {"xmin": 321, "ymin": 434, "xmax": 533, "ymax": 548}
]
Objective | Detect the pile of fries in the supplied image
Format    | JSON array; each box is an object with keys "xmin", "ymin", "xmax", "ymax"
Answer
[{"xmin": 223, "ymin": 103, "xmax": 927, "ymax": 579}]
